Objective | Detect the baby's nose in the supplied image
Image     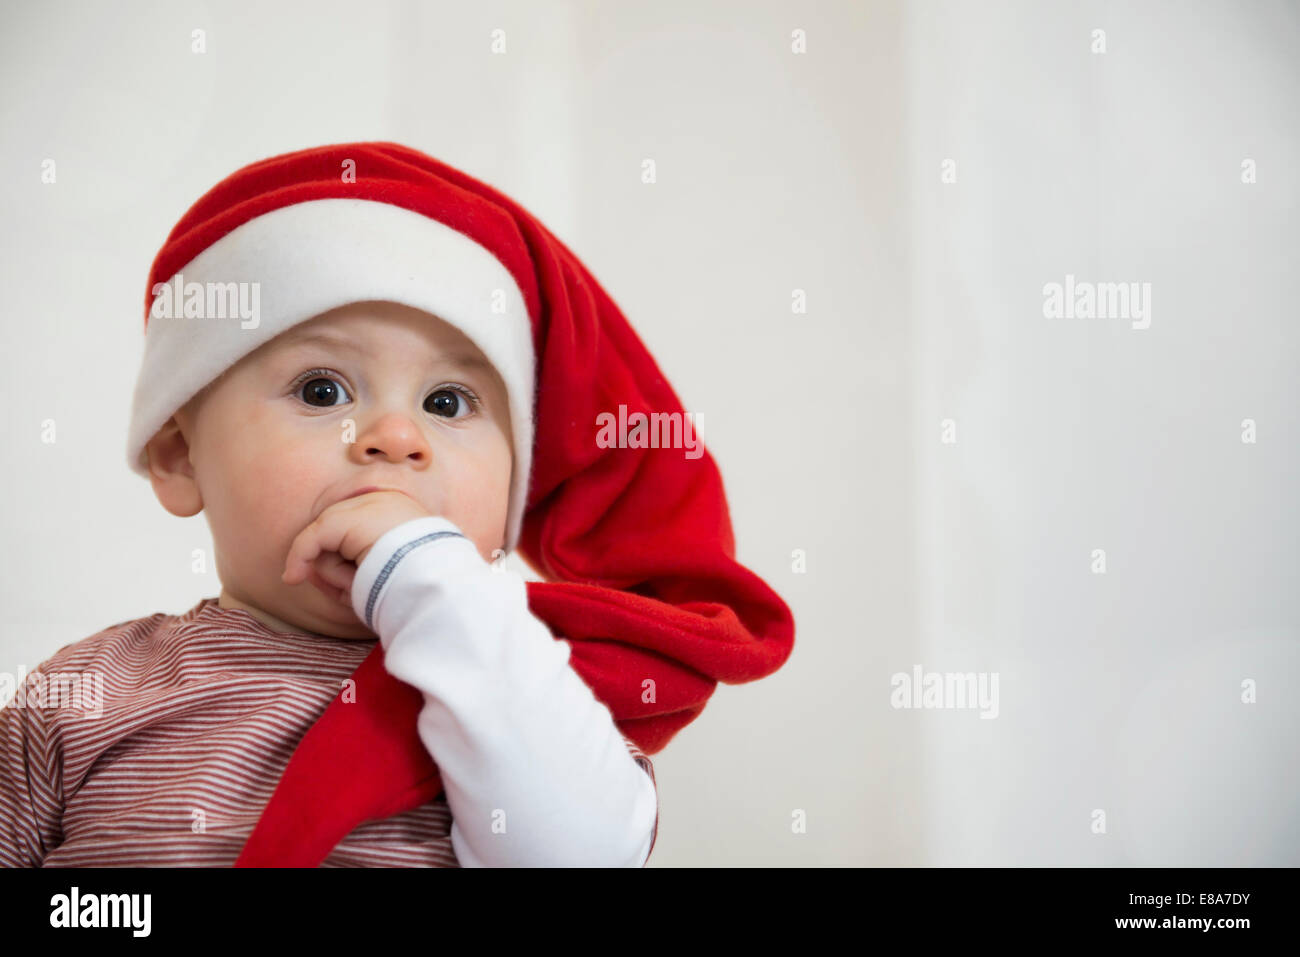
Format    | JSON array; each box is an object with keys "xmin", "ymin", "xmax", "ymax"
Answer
[{"xmin": 353, "ymin": 413, "xmax": 430, "ymax": 464}]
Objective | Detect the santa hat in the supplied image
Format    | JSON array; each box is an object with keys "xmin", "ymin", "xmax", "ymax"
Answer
[{"xmin": 127, "ymin": 142, "xmax": 795, "ymax": 866}]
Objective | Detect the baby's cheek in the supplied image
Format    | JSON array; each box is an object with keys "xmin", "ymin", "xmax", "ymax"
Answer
[
  {"xmin": 224, "ymin": 461, "xmax": 316, "ymax": 567},
  {"xmin": 445, "ymin": 472, "xmax": 506, "ymax": 558}
]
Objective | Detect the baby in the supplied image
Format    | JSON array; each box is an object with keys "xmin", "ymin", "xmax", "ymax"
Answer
[
  {"xmin": 0, "ymin": 142, "xmax": 796, "ymax": 868},
  {"xmin": 1, "ymin": 293, "xmax": 659, "ymax": 867}
]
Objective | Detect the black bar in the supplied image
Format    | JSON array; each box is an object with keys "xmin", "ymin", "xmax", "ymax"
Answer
[{"xmin": 0, "ymin": 866, "xmax": 1286, "ymax": 942}]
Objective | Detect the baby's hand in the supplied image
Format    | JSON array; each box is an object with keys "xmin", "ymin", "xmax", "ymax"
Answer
[{"xmin": 281, "ymin": 490, "xmax": 433, "ymax": 606}]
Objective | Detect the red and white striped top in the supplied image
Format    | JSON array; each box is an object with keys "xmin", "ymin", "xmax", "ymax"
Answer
[{"xmin": 0, "ymin": 597, "xmax": 656, "ymax": 867}]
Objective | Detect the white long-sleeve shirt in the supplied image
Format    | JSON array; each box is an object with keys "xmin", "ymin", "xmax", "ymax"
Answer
[{"xmin": 350, "ymin": 515, "xmax": 659, "ymax": 867}]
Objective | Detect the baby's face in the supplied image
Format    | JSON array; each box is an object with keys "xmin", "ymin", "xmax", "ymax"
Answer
[{"xmin": 149, "ymin": 300, "xmax": 514, "ymax": 639}]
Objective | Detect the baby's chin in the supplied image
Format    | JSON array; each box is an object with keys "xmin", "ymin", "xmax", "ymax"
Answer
[
  {"xmin": 290, "ymin": 597, "xmax": 379, "ymax": 640},
  {"xmin": 233, "ymin": 589, "xmax": 378, "ymax": 641}
]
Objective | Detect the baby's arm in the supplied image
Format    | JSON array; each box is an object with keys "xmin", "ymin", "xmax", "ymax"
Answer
[
  {"xmin": 0, "ymin": 678, "xmax": 63, "ymax": 866},
  {"xmin": 349, "ymin": 516, "xmax": 659, "ymax": 867}
]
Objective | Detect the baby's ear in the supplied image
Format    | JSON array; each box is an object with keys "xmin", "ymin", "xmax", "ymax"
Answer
[{"xmin": 145, "ymin": 417, "xmax": 203, "ymax": 517}]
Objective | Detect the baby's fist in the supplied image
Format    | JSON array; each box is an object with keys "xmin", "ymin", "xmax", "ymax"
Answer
[{"xmin": 281, "ymin": 490, "xmax": 433, "ymax": 604}]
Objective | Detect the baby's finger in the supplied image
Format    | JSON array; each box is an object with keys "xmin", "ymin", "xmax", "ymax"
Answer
[
  {"xmin": 314, "ymin": 551, "xmax": 356, "ymax": 594},
  {"xmin": 283, "ymin": 512, "xmax": 350, "ymax": 584},
  {"xmin": 305, "ymin": 565, "xmax": 346, "ymax": 605}
]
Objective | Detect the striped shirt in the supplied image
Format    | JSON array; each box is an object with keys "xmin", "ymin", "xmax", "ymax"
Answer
[{"xmin": 0, "ymin": 597, "xmax": 657, "ymax": 867}]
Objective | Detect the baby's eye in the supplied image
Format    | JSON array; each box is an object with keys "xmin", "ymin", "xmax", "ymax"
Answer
[
  {"xmin": 424, "ymin": 388, "xmax": 474, "ymax": 419},
  {"xmin": 300, "ymin": 376, "xmax": 351, "ymax": 407}
]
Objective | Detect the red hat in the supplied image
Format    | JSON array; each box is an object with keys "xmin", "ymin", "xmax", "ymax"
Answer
[{"xmin": 128, "ymin": 142, "xmax": 795, "ymax": 865}]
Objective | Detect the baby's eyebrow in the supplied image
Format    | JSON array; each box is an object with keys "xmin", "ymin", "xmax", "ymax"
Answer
[
  {"xmin": 437, "ymin": 353, "xmax": 496, "ymax": 376},
  {"xmin": 277, "ymin": 331, "xmax": 494, "ymax": 375},
  {"xmin": 278, "ymin": 330, "xmax": 374, "ymax": 356}
]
